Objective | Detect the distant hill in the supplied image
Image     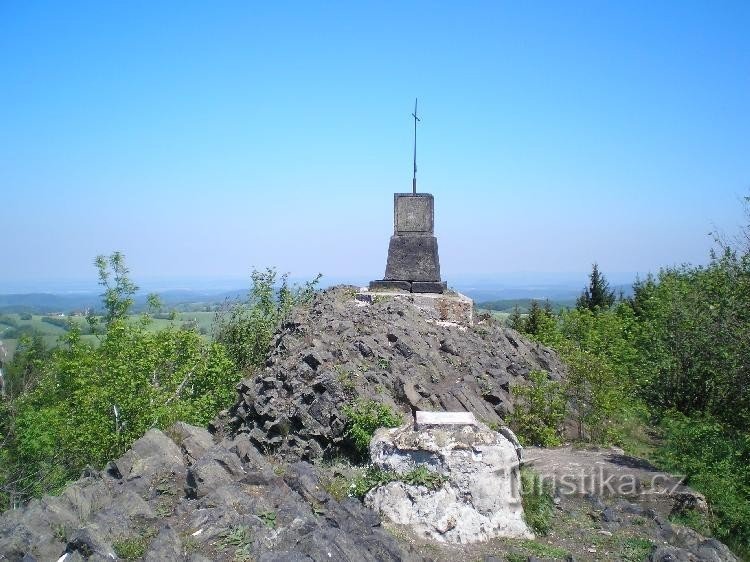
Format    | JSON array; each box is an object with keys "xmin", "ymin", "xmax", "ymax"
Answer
[
  {"xmin": 476, "ymin": 298, "xmax": 576, "ymax": 313},
  {"xmin": 0, "ymin": 289, "xmax": 248, "ymax": 314}
]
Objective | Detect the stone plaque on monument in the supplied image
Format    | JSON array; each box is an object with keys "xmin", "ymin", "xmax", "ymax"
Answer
[
  {"xmin": 369, "ymin": 193, "xmax": 447, "ymax": 294},
  {"xmin": 395, "ymin": 193, "xmax": 434, "ymax": 233}
]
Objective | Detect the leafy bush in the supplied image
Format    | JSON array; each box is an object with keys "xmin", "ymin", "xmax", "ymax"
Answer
[
  {"xmin": 0, "ymin": 254, "xmax": 238, "ymax": 509},
  {"xmin": 632, "ymin": 251, "xmax": 750, "ymax": 432},
  {"xmin": 520, "ymin": 467, "xmax": 554, "ymax": 535},
  {"xmin": 214, "ymin": 268, "xmax": 320, "ymax": 373},
  {"xmin": 508, "ymin": 371, "xmax": 566, "ymax": 447},
  {"xmin": 342, "ymin": 399, "xmax": 402, "ymax": 457},
  {"xmin": 656, "ymin": 412, "xmax": 750, "ymax": 555}
]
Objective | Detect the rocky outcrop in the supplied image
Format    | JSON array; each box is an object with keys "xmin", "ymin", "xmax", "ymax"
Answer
[
  {"xmin": 225, "ymin": 286, "xmax": 565, "ymax": 461},
  {"xmin": 365, "ymin": 419, "xmax": 532, "ymax": 544},
  {"xmin": 0, "ymin": 425, "xmax": 420, "ymax": 562}
]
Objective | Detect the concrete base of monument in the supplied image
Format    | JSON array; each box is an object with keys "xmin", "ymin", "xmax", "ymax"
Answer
[
  {"xmin": 364, "ymin": 415, "xmax": 533, "ymax": 543},
  {"xmin": 368, "ymin": 280, "xmax": 447, "ymax": 293},
  {"xmin": 356, "ymin": 288, "xmax": 473, "ymax": 327}
]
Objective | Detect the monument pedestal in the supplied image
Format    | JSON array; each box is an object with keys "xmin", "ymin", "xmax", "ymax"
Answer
[
  {"xmin": 370, "ymin": 193, "xmax": 447, "ymax": 294},
  {"xmin": 355, "ymin": 289, "xmax": 473, "ymax": 326}
]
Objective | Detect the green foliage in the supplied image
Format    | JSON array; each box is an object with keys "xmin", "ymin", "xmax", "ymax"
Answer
[
  {"xmin": 342, "ymin": 399, "xmax": 402, "ymax": 457},
  {"xmin": 113, "ymin": 528, "xmax": 157, "ymax": 560},
  {"xmin": 215, "ymin": 268, "xmax": 321, "ymax": 373},
  {"xmin": 507, "ymin": 300, "xmax": 556, "ymax": 337},
  {"xmin": 576, "ymin": 262, "xmax": 615, "ymax": 311},
  {"xmin": 508, "ymin": 305, "xmax": 523, "ymax": 330},
  {"xmin": 519, "ymin": 302, "xmax": 644, "ymax": 445},
  {"xmin": 632, "ymin": 251, "xmax": 750, "ymax": 432},
  {"xmin": 40, "ymin": 316, "xmax": 70, "ymax": 330},
  {"xmin": 656, "ymin": 412, "xmax": 750, "ymax": 552},
  {"xmin": 345, "ymin": 465, "xmax": 446, "ymax": 499},
  {"xmin": 1, "ymin": 333, "xmax": 48, "ymax": 399},
  {"xmin": 620, "ymin": 537, "xmax": 653, "ymax": 562},
  {"xmin": 508, "ymin": 371, "xmax": 566, "ymax": 447},
  {"xmin": 516, "ymin": 540, "xmax": 570, "ymax": 559},
  {"xmin": 95, "ymin": 252, "xmax": 139, "ymax": 324},
  {"xmin": 219, "ymin": 525, "xmax": 252, "ymax": 560},
  {"xmin": 520, "ymin": 467, "xmax": 555, "ymax": 536},
  {"xmin": 258, "ymin": 509, "xmax": 277, "ymax": 529},
  {"xmin": 0, "ymin": 254, "xmax": 238, "ymax": 509},
  {"xmin": 400, "ymin": 465, "xmax": 447, "ymax": 489}
]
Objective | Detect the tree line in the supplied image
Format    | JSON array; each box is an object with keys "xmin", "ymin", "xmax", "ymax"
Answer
[{"xmin": 508, "ymin": 198, "xmax": 750, "ymax": 556}]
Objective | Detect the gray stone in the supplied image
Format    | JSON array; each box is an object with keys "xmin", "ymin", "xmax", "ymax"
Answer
[
  {"xmin": 411, "ymin": 281, "xmax": 447, "ymax": 293},
  {"xmin": 394, "ymin": 193, "xmax": 434, "ymax": 234},
  {"xmin": 365, "ymin": 421, "xmax": 532, "ymax": 543},
  {"xmin": 384, "ymin": 235, "xmax": 441, "ymax": 282},
  {"xmin": 369, "ymin": 280, "xmax": 412, "ymax": 292},
  {"xmin": 143, "ymin": 526, "xmax": 182, "ymax": 562}
]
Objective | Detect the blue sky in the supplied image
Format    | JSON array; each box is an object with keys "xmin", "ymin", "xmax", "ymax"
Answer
[{"xmin": 2, "ymin": 1, "xmax": 749, "ymax": 291}]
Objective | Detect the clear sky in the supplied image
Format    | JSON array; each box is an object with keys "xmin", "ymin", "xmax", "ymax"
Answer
[{"xmin": 2, "ymin": 1, "xmax": 749, "ymax": 291}]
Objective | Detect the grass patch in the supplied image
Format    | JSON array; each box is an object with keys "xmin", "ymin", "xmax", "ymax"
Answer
[
  {"xmin": 113, "ymin": 528, "xmax": 157, "ymax": 560},
  {"xmin": 670, "ymin": 509, "xmax": 713, "ymax": 537},
  {"xmin": 520, "ymin": 466, "xmax": 555, "ymax": 535},
  {"xmin": 218, "ymin": 525, "xmax": 252, "ymax": 561},
  {"xmin": 505, "ymin": 539, "xmax": 570, "ymax": 561},
  {"xmin": 342, "ymin": 399, "xmax": 402, "ymax": 457},
  {"xmin": 323, "ymin": 463, "xmax": 447, "ymax": 500},
  {"xmin": 620, "ymin": 537, "xmax": 653, "ymax": 562}
]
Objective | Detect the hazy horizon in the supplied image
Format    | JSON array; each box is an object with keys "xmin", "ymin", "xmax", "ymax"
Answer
[{"xmin": 0, "ymin": 269, "xmax": 650, "ymax": 297}]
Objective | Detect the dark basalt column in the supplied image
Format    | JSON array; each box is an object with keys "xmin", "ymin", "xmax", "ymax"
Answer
[{"xmin": 369, "ymin": 193, "xmax": 447, "ymax": 294}]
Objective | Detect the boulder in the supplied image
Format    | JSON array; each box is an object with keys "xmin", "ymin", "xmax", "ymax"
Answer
[{"xmin": 365, "ymin": 418, "xmax": 532, "ymax": 543}]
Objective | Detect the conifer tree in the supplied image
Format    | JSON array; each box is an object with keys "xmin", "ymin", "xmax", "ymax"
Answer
[
  {"xmin": 508, "ymin": 305, "xmax": 523, "ymax": 331},
  {"xmin": 576, "ymin": 263, "xmax": 615, "ymax": 311}
]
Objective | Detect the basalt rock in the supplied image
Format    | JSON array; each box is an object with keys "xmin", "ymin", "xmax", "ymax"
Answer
[
  {"xmin": 0, "ymin": 425, "xmax": 420, "ymax": 562},
  {"xmin": 222, "ymin": 286, "xmax": 566, "ymax": 462}
]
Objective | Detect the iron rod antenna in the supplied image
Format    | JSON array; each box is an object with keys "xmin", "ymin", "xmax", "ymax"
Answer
[{"xmin": 411, "ymin": 98, "xmax": 420, "ymax": 194}]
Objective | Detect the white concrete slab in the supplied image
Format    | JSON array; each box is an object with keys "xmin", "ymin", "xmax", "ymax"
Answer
[{"xmin": 416, "ymin": 410, "xmax": 477, "ymax": 427}]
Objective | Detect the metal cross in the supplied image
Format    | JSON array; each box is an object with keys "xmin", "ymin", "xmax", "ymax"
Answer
[{"xmin": 412, "ymin": 98, "xmax": 420, "ymax": 194}]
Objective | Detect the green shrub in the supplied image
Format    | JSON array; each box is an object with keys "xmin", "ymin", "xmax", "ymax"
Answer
[
  {"xmin": 346, "ymin": 465, "xmax": 447, "ymax": 499},
  {"xmin": 508, "ymin": 371, "xmax": 566, "ymax": 447},
  {"xmin": 620, "ymin": 537, "xmax": 653, "ymax": 562},
  {"xmin": 0, "ymin": 254, "xmax": 239, "ymax": 509},
  {"xmin": 342, "ymin": 399, "xmax": 402, "ymax": 457},
  {"xmin": 214, "ymin": 268, "xmax": 320, "ymax": 373},
  {"xmin": 656, "ymin": 412, "xmax": 750, "ymax": 555},
  {"xmin": 521, "ymin": 467, "xmax": 555, "ymax": 535},
  {"xmin": 520, "ymin": 467, "xmax": 554, "ymax": 535},
  {"xmin": 113, "ymin": 528, "xmax": 157, "ymax": 560}
]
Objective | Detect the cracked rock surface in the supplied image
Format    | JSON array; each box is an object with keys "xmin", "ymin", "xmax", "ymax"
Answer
[
  {"xmin": 365, "ymin": 421, "xmax": 532, "ymax": 544},
  {"xmin": 223, "ymin": 286, "xmax": 565, "ymax": 461},
  {"xmin": 0, "ymin": 424, "xmax": 422, "ymax": 562}
]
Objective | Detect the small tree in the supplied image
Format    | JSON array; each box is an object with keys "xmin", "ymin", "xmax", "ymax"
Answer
[
  {"xmin": 577, "ymin": 263, "xmax": 615, "ymax": 312},
  {"xmin": 508, "ymin": 370, "xmax": 567, "ymax": 447},
  {"xmin": 508, "ymin": 305, "xmax": 523, "ymax": 331},
  {"xmin": 214, "ymin": 269, "xmax": 321, "ymax": 373}
]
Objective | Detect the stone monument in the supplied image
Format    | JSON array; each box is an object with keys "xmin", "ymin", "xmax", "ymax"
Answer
[{"xmin": 370, "ymin": 100, "xmax": 447, "ymax": 294}]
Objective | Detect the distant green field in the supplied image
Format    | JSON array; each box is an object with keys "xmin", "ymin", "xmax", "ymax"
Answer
[
  {"xmin": 476, "ymin": 298, "xmax": 574, "ymax": 313},
  {"xmin": 476, "ymin": 308, "xmax": 511, "ymax": 323},
  {"xmin": 0, "ymin": 311, "xmax": 218, "ymax": 361}
]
